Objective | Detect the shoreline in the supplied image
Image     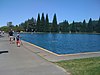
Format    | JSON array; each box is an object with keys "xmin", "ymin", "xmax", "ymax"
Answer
[
  {"xmin": 20, "ymin": 32, "xmax": 100, "ymax": 56},
  {"xmin": 20, "ymin": 32, "xmax": 100, "ymax": 34},
  {"xmin": 22, "ymin": 40, "xmax": 100, "ymax": 62},
  {"xmin": 23, "ymin": 40, "xmax": 100, "ymax": 56}
]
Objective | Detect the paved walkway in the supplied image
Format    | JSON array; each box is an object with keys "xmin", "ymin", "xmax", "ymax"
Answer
[{"xmin": 0, "ymin": 34, "xmax": 68, "ymax": 75}]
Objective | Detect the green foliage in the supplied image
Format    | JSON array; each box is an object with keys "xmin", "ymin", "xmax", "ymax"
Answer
[
  {"xmin": 1, "ymin": 13, "xmax": 100, "ymax": 33},
  {"xmin": 18, "ymin": 17, "xmax": 36, "ymax": 32},
  {"xmin": 0, "ymin": 26, "xmax": 9, "ymax": 32},
  {"xmin": 40, "ymin": 13, "xmax": 45, "ymax": 32},
  {"xmin": 70, "ymin": 21, "xmax": 76, "ymax": 32},
  {"xmin": 95, "ymin": 18, "xmax": 100, "ymax": 33},
  {"xmin": 45, "ymin": 14, "xmax": 50, "ymax": 32},
  {"xmin": 15, "ymin": 15, "xmax": 100, "ymax": 33},
  {"xmin": 82, "ymin": 19, "xmax": 87, "ymax": 32},
  {"xmin": 51, "ymin": 14, "xmax": 59, "ymax": 32},
  {"xmin": 60, "ymin": 20, "xmax": 69, "ymax": 32},
  {"xmin": 36, "ymin": 13, "xmax": 41, "ymax": 32},
  {"xmin": 87, "ymin": 18, "xmax": 94, "ymax": 32},
  {"xmin": 28, "ymin": 17, "xmax": 36, "ymax": 32}
]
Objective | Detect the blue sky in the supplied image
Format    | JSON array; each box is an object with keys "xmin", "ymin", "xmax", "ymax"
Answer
[{"xmin": 0, "ymin": 0, "xmax": 100, "ymax": 27}]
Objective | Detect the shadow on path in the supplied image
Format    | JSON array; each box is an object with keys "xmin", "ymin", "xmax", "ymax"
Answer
[{"xmin": 0, "ymin": 51, "xmax": 8, "ymax": 54}]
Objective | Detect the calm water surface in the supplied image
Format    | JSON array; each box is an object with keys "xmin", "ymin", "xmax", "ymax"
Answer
[{"xmin": 21, "ymin": 33, "xmax": 100, "ymax": 54}]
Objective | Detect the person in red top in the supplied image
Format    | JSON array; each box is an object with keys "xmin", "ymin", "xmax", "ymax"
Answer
[{"xmin": 16, "ymin": 32, "xmax": 20, "ymax": 47}]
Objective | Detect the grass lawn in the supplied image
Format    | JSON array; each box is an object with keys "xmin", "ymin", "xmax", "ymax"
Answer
[{"xmin": 55, "ymin": 57, "xmax": 100, "ymax": 75}]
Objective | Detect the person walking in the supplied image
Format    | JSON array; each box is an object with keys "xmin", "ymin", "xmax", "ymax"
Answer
[
  {"xmin": 8, "ymin": 29, "xmax": 14, "ymax": 44},
  {"xmin": 0, "ymin": 30, "xmax": 1, "ymax": 36},
  {"xmin": 16, "ymin": 32, "xmax": 21, "ymax": 47}
]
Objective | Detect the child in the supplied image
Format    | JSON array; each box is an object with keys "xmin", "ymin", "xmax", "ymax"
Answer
[{"xmin": 16, "ymin": 33, "xmax": 20, "ymax": 47}]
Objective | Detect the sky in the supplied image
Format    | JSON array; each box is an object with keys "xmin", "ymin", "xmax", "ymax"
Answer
[{"xmin": 0, "ymin": 0, "xmax": 100, "ymax": 27}]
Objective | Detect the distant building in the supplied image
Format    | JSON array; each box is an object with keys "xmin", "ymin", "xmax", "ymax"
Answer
[{"xmin": 7, "ymin": 22, "xmax": 13, "ymax": 27}]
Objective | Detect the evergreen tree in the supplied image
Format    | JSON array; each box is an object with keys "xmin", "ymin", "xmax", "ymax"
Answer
[
  {"xmin": 19, "ymin": 23, "xmax": 25, "ymax": 31},
  {"xmin": 51, "ymin": 14, "xmax": 58, "ymax": 32},
  {"xmin": 33, "ymin": 18, "xmax": 37, "ymax": 32},
  {"xmin": 95, "ymin": 17, "xmax": 100, "ymax": 33},
  {"xmin": 16, "ymin": 14, "xmax": 100, "ymax": 33},
  {"xmin": 24, "ymin": 21, "xmax": 28, "ymax": 32},
  {"xmin": 29, "ymin": 17, "xmax": 36, "ymax": 32},
  {"xmin": 82, "ymin": 19, "xmax": 87, "ymax": 32},
  {"xmin": 70, "ymin": 21, "xmax": 76, "ymax": 32},
  {"xmin": 60, "ymin": 20, "xmax": 69, "ymax": 32},
  {"xmin": 27, "ymin": 19, "xmax": 32, "ymax": 32},
  {"xmin": 36, "ymin": 13, "xmax": 41, "ymax": 32},
  {"xmin": 40, "ymin": 13, "xmax": 45, "ymax": 32},
  {"xmin": 75, "ymin": 22, "xmax": 82, "ymax": 32},
  {"xmin": 45, "ymin": 14, "xmax": 50, "ymax": 32},
  {"xmin": 87, "ymin": 18, "xmax": 93, "ymax": 32}
]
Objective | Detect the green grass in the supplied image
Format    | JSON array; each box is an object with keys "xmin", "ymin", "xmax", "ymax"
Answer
[{"xmin": 55, "ymin": 57, "xmax": 100, "ymax": 75}]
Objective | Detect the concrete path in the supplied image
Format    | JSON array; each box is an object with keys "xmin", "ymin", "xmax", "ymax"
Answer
[{"xmin": 0, "ymin": 34, "xmax": 68, "ymax": 75}]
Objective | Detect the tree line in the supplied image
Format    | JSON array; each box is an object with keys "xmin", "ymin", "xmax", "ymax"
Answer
[
  {"xmin": 19, "ymin": 13, "xmax": 59, "ymax": 32},
  {"xmin": 0, "ymin": 13, "xmax": 100, "ymax": 33}
]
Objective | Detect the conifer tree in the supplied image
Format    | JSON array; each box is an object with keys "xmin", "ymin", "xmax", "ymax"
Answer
[
  {"xmin": 41, "ymin": 13, "xmax": 45, "ymax": 32},
  {"xmin": 30, "ymin": 17, "xmax": 36, "ymax": 32},
  {"xmin": 87, "ymin": 18, "xmax": 93, "ymax": 32},
  {"xmin": 51, "ymin": 14, "xmax": 58, "ymax": 32},
  {"xmin": 96, "ymin": 17, "xmax": 100, "ymax": 33},
  {"xmin": 36, "ymin": 13, "xmax": 41, "ymax": 32},
  {"xmin": 71, "ymin": 21, "xmax": 76, "ymax": 32},
  {"xmin": 45, "ymin": 14, "xmax": 50, "ymax": 32},
  {"xmin": 60, "ymin": 20, "xmax": 69, "ymax": 32},
  {"xmin": 82, "ymin": 19, "xmax": 87, "ymax": 32}
]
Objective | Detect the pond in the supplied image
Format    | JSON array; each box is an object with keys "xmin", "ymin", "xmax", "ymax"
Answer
[{"xmin": 20, "ymin": 33, "xmax": 100, "ymax": 54}]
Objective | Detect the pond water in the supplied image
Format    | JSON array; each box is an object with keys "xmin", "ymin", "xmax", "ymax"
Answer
[{"xmin": 20, "ymin": 33, "xmax": 100, "ymax": 54}]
